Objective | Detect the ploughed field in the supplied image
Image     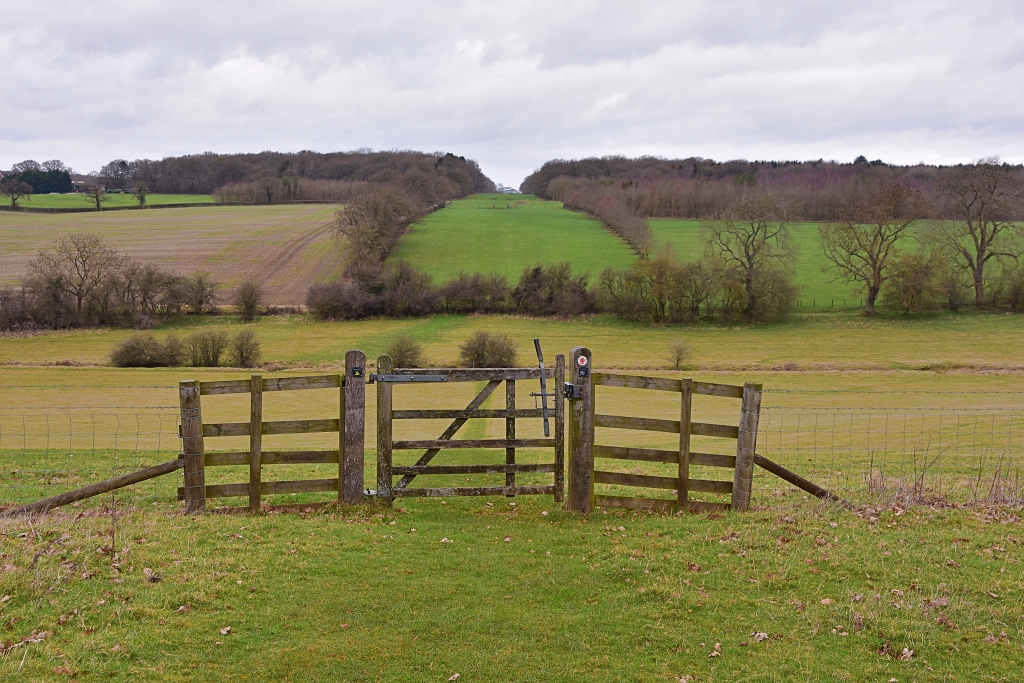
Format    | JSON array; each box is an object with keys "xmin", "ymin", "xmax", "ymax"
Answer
[{"xmin": 0, "ymin": 204, "xmax": 343, "ymax": 306}]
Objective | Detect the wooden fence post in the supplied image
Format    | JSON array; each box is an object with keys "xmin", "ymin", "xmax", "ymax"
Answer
[
  {"xmin": 566, "ymin": 347, "xmax": 594, "ymax": 513},
  {"xmin": 342, "ymin": 350, "xmax": 367, "ymax": 504},
  {"xmin": 554, "ymin": 354, "xmax": 565, "ymax": 503},
  {"xmin": 376, "ymin": 354, "xmax": 393, "ymax": 503},
  {"xmin": 249, "ymin": 374, "xmax": 263, "ymax": 512},
  {"xmin": 178, "ymin": 380, "xmax": 206, "ymax": 513},
  {"xmin": 678, "ymin": 378, "xmax": 692, "ymax": 512},
  {"xmin": 505, "ymin": 378, "xmax": 515, "ymax": 496},
  {"xmin": 731, "ymin": 382, "xmax": 763, "ymax": 512}
]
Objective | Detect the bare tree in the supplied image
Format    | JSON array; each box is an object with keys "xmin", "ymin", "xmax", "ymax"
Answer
[
  {"xmin": 133, "ymin": 181, "xmax": 149, "ymax": 207},
  {"xmin": 819, "ymin": 182, "xmax": 928, "ymax": 315},
  {"xmin": 232, "ymin": 279, "xmax": 264, "ymax": 322},
  {"xmin": 1, "ymin": 179, "xmax": 33, "ymax": 208},
  {"xmin": 29, "ymin": 234, "xmax": 126, "ymax": 317},
  {"xmin": 932, "ymin": 158, "xmax": 1023, "ymax": 306},
  {"xmin": 82, "ymin": 185, "xmax": 108, "ymax": 211},
  {"xmin": 702, "ymin": 190, "xmax": 798, "ymax": 321}
]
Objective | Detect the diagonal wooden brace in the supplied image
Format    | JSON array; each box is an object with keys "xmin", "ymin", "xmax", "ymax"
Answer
[{"xmin": 394, "ymin": 380, "xmax": 503, "ymax": 489}]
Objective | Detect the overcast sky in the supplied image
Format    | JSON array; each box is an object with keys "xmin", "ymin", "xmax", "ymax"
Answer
[{"xmin": 3, "ymin": 1, "xmax": 1023, "ymax": 187}]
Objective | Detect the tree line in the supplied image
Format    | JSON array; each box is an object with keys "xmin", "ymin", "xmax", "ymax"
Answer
[{"xmin": 524, "ymin": 157, "xmax": 1024, "ymax": 316}]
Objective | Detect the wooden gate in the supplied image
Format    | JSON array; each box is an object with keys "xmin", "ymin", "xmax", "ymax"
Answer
[
  {"xmin": 374, "ymin": 354, "xmax": 566, "ymax": 501},
  {"xmin": 177, "ymin": 350, "xmax": 367, "ymax": 512},
  {"xmin": 565, "ymin": 346, "xmax": 762, "ymax": 514}
]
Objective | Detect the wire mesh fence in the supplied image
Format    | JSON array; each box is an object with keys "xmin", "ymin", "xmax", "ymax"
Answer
[{"xmin": 1, "ymin": 388, "xmax": 1022, "ymax": 508}]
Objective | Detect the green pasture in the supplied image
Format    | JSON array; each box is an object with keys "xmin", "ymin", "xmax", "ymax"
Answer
[
  {"xmin": 388, "ymin": 194, "xmax": 636, "ymax": 284},
  {"xmin": 0, "ymin": 496, "xmax": 1020, "ymax": 681},
  {"xmin": 5, "ymin": 193, "xmax": 214, "ymax": 209},
  {"xmin": 650, "ymin": 219, "xmax": 871, "ymax": 306}
]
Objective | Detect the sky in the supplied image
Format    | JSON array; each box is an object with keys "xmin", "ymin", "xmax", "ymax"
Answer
[{"xmin": 3, "ymin": 1, "xmax": 1023, "ymax": 188}]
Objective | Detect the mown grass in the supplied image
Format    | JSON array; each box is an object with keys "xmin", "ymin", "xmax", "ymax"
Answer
[
  {"xmin": 388, "ymin": 194, "xmax": 636, "ymax": 284},
  {"xmin": 5, "ymin": 194, "xmax": 215, "ymax": 209},
  {"xmin": 0, "ymin": 497, "xmax": 1020, "ymax": 682}
]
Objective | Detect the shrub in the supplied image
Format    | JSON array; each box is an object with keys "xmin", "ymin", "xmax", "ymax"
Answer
[
  {"xmin": 668, "ymin": 340, "xmax": 691, "ymax": 370},
  {"xmin": 385, "ymin": 335, "xmax": 424, "ymax": 368},
  {"xmin": 185, "ymin": 330, "xmax": 230, "ymax": 367},
  {"xmin": 228, "ymin": 330, "xmax": 261, "ymax": 367},
  {"xmin": 458, "ymin": 331, "xmax": 518, "ymax": 368},
  {"xmin": 183, "ymin": 272, "xmax": 220, "ymax": 314},
  {"xmin": 110, "ymin": 333, "xmax": 186, "ymax": 367},
  {"xmin": 233, "ymin": 279, "xmax": 264, "ymax": 322},
  {"xmin": 111, "ymin": 333, "xmax": 164, "ymax": 367},
  {"xmin": 306, "ymin": 282, "xmax": 373, "ymax": 320}
]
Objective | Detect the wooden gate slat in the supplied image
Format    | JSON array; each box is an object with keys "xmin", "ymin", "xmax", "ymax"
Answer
[
  {"xmin": 392, "ymin": 463, "xmax": 555, "ymax": 475},
  {"xmin": 393, "ymin": 438, "xmax": 554, "ymax": 450},
  {"xmin": 392, "ymin": 485, "xmax": 555, "ymax": 498},
  {"xmin": 393, "ymin": 379, "xmax": 503, "ymax": 489}
]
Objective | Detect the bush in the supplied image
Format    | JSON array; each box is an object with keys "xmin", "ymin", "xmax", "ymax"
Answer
[
  {"xmin": 228, "ymin": 330, "xmax": 261, "ymax": 367},
  {"xmin": 458, "ymin": 331, "xmax": 518, "ymax": 368},
  {"xmin": 306, "ymin": 282, "xmax": 374, "ymax": 320},
  {"xmin": 110, "ymin": 333, "xmax": 186, "ymax": 367},
  {"xmin": 185, "ymin": 330, "xmax": 230, "ymax": 367},
  {"xmin": 668, "ymin": 339, "xmax": 691, "ymax": 370},
  {"xmin": 233, "ymin": 279, "xmax": 264, "ymax": 322},
  {"xmin": 385, "ymin": 335, "xmax": 424, "ymax": 368}
]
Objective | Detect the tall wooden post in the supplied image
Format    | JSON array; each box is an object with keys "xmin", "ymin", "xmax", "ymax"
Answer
[
  {"xmin": 376, "ymin": 354, "xmax": 393, "ymax": 503},
  {"xmin": 731, "ymin": 382, "xmax": 763, "ymax": 512},
  {"xmin": 342, "ymin": 350, "xmax": 367, "ymax": 504},
  {"xmin": 566, "ymin": 347, "xmax": 594, "ymax": 513},
  {"xmin": 249, "ymin": 374, "xmax": 263, "ymax": 512},
  {"xmin": 678, "ymin": 378, "xmax": 692, "ymax": 512},
  {"xmin": 178, "ymin": 380, "xmax": 206, "ymax": 513},
  {"xmin": 553, "ymin": 354, "xmax": 565, "ymax": 503},
  {"xmin": 505, "ymin": 379, "xmax": 515, "ymax": 496}
]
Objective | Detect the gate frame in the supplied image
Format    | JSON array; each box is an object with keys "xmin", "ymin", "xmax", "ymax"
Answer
[{"xmin": 374, "ymin": 354, "xmax": 566, "ymax": 502}]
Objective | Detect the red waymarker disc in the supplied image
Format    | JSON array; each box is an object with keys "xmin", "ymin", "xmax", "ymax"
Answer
[{"xmin": 577, "ymin": 356, "xmax": 588, "ymax": 366}]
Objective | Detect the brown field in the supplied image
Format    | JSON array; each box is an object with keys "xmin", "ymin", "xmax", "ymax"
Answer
[{"xmin": 0, "ymin": 205, "xmax": 345, "ymax": 305}]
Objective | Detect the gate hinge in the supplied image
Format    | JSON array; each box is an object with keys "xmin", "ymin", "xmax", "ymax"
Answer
[{"xmin": 564, "ymin": 382, "xmax": 582, "ymax": 400}]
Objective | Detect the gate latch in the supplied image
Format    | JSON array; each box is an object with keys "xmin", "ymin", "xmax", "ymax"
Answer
[{"xmin": 564, "ymin": 382, "xmax": 582, "ymax": 400}]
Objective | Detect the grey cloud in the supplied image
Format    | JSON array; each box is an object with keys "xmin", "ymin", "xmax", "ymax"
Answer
[{"xmin": 2, "ymin": 1, "xmax": 1023, "ymax": 186}]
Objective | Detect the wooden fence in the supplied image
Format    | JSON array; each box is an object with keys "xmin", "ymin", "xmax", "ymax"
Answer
[
  {"xmin": 565, "ymin": 346, "xmax": 762, "ymax": 514},
  {"xmin": 176, "ymin": 350, "xmax": 367, "ymax": 512}
]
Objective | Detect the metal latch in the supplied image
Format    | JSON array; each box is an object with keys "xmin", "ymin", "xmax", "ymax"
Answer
[
  {"xmin": 369, "ymin": 374, "xmax": 449, "ymax": 383},
  {"xmin": 564, "ymin": 382, "xmax": 582, "ymax": 400}
]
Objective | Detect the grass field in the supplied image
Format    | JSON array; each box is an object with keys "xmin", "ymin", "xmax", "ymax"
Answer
[
  {"xmin": 5, "ymin": 194, "xmax": 215, "ymax": 209},
  {"xmin": 0, "ymin": 205, "xmax": 343, "ymax": 305},
  {"xmin": 2, "ymin": 198, "xmax": 1023, "ymax": 680},
  {"xmin": 388, "ymin": 194, "xmax": 636, "ymax": 284},
  {"xmin": 650, "ymin": 220, "xmax": 873, "ymax": 306}
]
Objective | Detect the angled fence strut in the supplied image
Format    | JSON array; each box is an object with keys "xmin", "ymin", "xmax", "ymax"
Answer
[{"xmin": 754, "ymin": 455, "xmax": 852, "ymax": 509}]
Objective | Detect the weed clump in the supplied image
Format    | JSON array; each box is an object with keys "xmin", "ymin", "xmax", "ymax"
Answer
[
  {"xmin": 458, "ymin": 331, "xmax": 517, "ymax": 368},
  {"xmin": 110, "ymin": 333, "xmax": 185, "ymax": 367},
  {"xmin": 385, "ymin": 335, "xmax": 423, "ymax": 368}
]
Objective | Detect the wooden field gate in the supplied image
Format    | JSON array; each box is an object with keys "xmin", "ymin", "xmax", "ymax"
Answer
[
  {"xmin": 177, "ymin": 350, "xmax": 368, "ymax": 512},
  {"xmin": 565, "ymin": 346, "xmax": 762, "ymax": 514},
  {"xmin": 374, "ymin": 354, "xmax": 565, "ymax": 501}
]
